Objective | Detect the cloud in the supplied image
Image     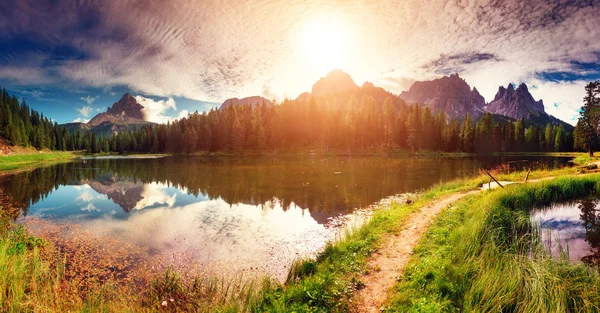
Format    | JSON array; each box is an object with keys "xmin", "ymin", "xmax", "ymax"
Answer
[
  {"xmin": 133, "ymin": 182, "xmax": 177, "ymax": 211},
  {"xmin": 0, "ymin": 0, "xmax": 598, "ymax": 123},
  {"xmin": 81, "ymin": 203, "xmax": 99, "ymax": 212},
  {"xmin": 76, "ymin": 105, "xmax": 94, "ymax": 117},
  {"xmin": 134, "ymin": 95, "xmax": 177, "ymax": 124},
  {"xmin": 528, "ymin": 79, "xmax": 588, "ymax": 124},
  {"xmin": 177, "ymin": 110, "xmax": 190, "ymax": 120},
  {"xmin": 0, "ymin": 66, "xmax": 50, "ymax": 85},
  {"xmin": 72, "ymin": 117, "xmax": 89, "ymax": 123},
  {"xmin": 80, "ymin": 95, "xmax": 99, "ymax": 104}
]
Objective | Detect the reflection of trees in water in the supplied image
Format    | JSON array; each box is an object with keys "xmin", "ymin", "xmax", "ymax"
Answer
[
  {"xmin": 580, "ymin": 199, "xmax": 600, "ymax": 265},
  {"xmin": 0, "ymin": 156, "xmax": 569, "ymax": 222}
]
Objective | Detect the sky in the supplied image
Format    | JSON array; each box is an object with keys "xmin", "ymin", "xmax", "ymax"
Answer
[{"xmin": 0, "ymin": 0, "xmax": 599, "ymax": 125}]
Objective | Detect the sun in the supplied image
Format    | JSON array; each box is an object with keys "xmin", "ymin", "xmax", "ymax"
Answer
[
  {"xmin": 299, "ymin": 15, "xmax": 351, "ymax": 73},
  {"xmin": 269, "ymin": 14, "xmax": 356, "ymax": 100}
]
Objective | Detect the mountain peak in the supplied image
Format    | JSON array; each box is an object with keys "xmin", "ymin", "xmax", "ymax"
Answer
[
  {"xmin": 399, "ymin": 74, "xmax": 485, "ymax": 119},
  {"xmin": 485, "ymin": 82, "xmax": 545, "ymax": 119},
  {"xmin": 120, "ymin": 93, "xmax": 134, "ymax": 101},
  {"xmin": 516, "ymin": 83, "xmax": 529, "ymax": 92},
  {"xmin": 311, "ymin": 70, "xmax": 359, "ymax": 96},
  {"xmin": 88, "ymin": 93, "xmax": 146, "ymax": 126},
  {"xmin": 219, "ymin": 96, "xmax": 272, "ymax": 110}
]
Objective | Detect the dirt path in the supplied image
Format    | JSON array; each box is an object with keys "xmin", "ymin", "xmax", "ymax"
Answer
[{"xmin": 351, "ymin": 190, "xmax": 480, "ymax": 313}]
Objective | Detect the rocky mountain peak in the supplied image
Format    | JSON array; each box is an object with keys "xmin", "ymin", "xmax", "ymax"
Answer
[
  {"xmin": 219, "ymin": 96, "xmax": 272, "ymax": 110},
  {"xmin": 485, "ymin": 82, "xmax": 545, "ymax": 119},
  {"xmin": 311, "ymin": 70, "xmax": 359, "ymax": 96},
  {"xmin": 88, "ymin": 93, "xmax": 146, "ymax": 126},
  {"xmin": 362, "ymin": 82, "xmax": 376, "ymax": 89},
  {"xmin": 104, "ymin": 93, "xmax": 144, "ymax": 120},
  {"xmin": 399, "ymin": 73, "xmax": 485, "ymax": 119}
]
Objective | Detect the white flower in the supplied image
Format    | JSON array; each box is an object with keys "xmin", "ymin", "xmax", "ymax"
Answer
[{"xmin": 161, "ymin": 300, "xmax": 168, "ymax": 306}]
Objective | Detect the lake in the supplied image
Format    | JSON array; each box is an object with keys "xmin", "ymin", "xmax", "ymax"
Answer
[{"xmin": 1, "ymin": 155, "xmax": 571, "ymax": 280}]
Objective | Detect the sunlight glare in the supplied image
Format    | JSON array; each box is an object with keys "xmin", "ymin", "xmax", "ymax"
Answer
[{"xmin": 300, "ymin": 15, "xmax": 351, "ymax": 73}]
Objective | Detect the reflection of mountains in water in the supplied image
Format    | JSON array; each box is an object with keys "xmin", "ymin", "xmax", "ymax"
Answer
[
  {"xmin": 76, "ymin": 176, "xmax": 335, "ymax": 223},
  {"xmin": 79, "ymin": 176, "xmax": 145, "ymax": 213},
  {"xmin": 1, "ymin": 156, "xmax": 570, "ymax": 223}
]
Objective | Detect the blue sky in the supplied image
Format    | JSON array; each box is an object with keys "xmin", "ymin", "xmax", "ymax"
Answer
[{"xmin": 0, "ymin": 0, "xmax": 599, "ymax": 124}]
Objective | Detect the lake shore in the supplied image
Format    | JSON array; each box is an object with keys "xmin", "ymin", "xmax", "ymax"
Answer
[
  {"xmin": 1, "ymin": 156, "xmax": 598, "ymax": 312},
  {"xmin": 0, "ymin": 151, "xmax": 77, "ymax": 174},
  {"xmin": 0, "ymin": 148, "xmax": 589, "ymax": 174}
]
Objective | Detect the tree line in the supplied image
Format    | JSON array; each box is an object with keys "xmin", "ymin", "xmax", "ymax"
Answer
[
  {"xmin": 0, "ymin": 88, "xmax": 72, "ymax": 150},
  {"xmin": 104, "ymin": 95, "xmax": 574, "ymax": 155},
  {"xmin": 0, "ymin": 87, "xmax": 579, "ymax": 154}
]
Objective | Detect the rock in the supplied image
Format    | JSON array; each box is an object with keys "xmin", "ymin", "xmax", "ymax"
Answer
[
  {"xmin": 310, "ymin": 69, "xmax": 359, "ymax": 96},
  {"xmin": 220, "ymin": 96, "xmax": 272, "ymax": 110},
  {"xmin": 399, "ymin": 73, "xmax": 486, "ymax": 119},
  {"xmin": 88, "ymin": 93, "xmax": 146, "ymax": 126},
  {"xmin": 484, "ymin": 83, "xmax": 546, "ymax": 119}
]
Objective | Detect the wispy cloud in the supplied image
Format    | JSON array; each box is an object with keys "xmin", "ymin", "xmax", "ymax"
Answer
[
  {"xmin": 76, "ymin": 105, "xmax": 93, "ymax": 117},
  {"xmin": 80, "ymin": 95, "xmax": 99, "ymax": 104}
]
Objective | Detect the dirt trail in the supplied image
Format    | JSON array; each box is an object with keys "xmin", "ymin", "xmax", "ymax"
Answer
[
  {"xmin": 351, "ymin": 190, "xmax": 480, "ymax": 313},
  {"xmin": 350, "ymin": 174, "xmax": 569, "ymax": 312}
]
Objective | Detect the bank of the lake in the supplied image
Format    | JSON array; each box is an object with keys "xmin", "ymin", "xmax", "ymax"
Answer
[
  {"xmin": 0, "ymin": 153, "xmax": 595, "ymax": 312},
  {"xmin": 0, "ymin": 151, "xmax": 76, "ymax": 172}
]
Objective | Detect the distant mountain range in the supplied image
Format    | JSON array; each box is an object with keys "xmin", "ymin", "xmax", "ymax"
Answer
[
  {"xmin": 65, "ymin": 70, "xmax": 571, "ymax": 136},
  {"xmin": 220, "ymin": 70, "xmax": 570, "ymax": 129},
  {"xmin": 399, "ymin": 73, "xmax": 571, "ymax": 129}
]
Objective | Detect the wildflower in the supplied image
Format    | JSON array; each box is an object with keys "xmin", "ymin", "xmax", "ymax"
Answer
[{"xmin": 161, "ymin": 300, "xmax": 168, "ymax": 306}]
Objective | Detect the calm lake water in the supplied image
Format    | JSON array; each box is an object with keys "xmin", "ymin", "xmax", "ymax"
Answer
[
  {"xmin": 532, "ymin": 198, "xmax": 600, "ymax": 264},
  {"xmin": 1, "ymin": 155, "xmax": 571, "ymax": 279}
]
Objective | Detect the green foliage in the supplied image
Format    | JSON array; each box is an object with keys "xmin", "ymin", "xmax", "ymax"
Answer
[
  {"xmin": 575, "ymin": 81, "xmax": 600, "ymax": 155},
  {"xmin": 0, "ymin": 89, "xmax": 73, "ymax": 151},
  {"xmin": 5, "ymin": 225, "xmax": 44, "ymax": 254}
]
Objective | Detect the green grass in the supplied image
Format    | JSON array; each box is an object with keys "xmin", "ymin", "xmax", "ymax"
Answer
[
  {"xmin": 386, "ymin": 175, "xmax": 600, "ymax": 313},
  {"xmin": 0, "ymin": 151, "xmax": 76, "ymax": 172},
  {"xmin": 250, "ymin": 176, "xmax": 482, "ymax": 312}
]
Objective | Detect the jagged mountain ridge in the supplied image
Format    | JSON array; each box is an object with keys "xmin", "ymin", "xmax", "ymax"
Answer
[
  {"xmin": 400, "ymin": 73, "xmax": 486, "ymax": 119},
  {"xmin": 485, "ymin": 83, "xmax": 546, "ymax": 119},
  {"xmin": 399, "ymin": 73, "xmax": 570, "ymax": 128},
  {"xmin": 217, "ymin": 70, "xmax": 569, "ymax": 128}
]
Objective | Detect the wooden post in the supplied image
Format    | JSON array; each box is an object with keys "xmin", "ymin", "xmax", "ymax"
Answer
[
  {"xmin": 485, "ymin": 170, "xmax": 504, "ymax": 189},
  {"xmin": 524, "ymin": 168, "xmax": 531, "ymax": 183}
]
